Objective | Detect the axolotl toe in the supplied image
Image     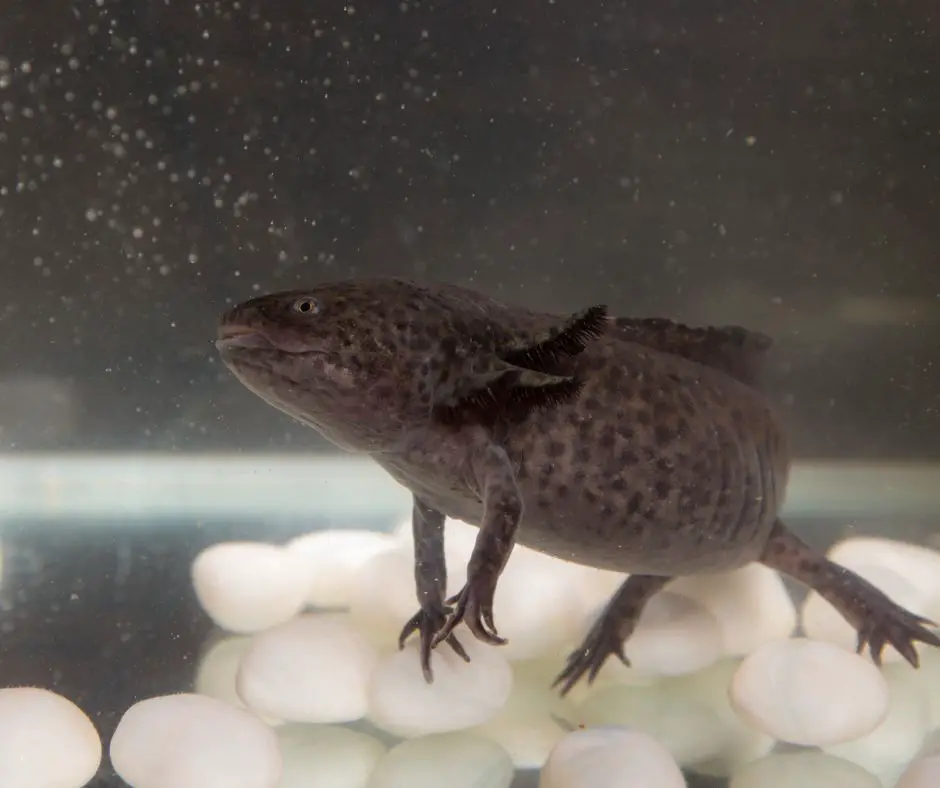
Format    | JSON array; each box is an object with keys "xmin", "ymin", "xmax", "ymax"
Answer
[{"xmin": 216, "ymin": 277, "xmax": 940, "ymax": 694}]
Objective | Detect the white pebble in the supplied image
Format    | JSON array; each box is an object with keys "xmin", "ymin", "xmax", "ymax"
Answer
[
  {"xmin": 667, "ymin": 564, "xmax": 797, "ymax": 657},
  {"xmin": 192, "ymin": 542, "xmax": 311, "ymax": 634},
  {"xmin": 277, "ymin": 725, "xmax": 385, "ymax": 788},
  {"xmin": 730, "ymin": 750, "xmax": 882, "ymax": 788},
  {"xmin": 367, "ymin": 733, "xmax": 514, "ymax": 788},
  {"xmin": 237, "ymin": 613, "xmax": 379, "ymax": 724},
  {"xmin": 286, "ymin": 530, "xmax": 394, "ymax": 609},
  {"xmin": 0, "ymin": 687, "xmax": 101, "ymax": 788},
  {"xmin": 367, "ymin": 631, "xmax": 513, "ymax": 737},
  {"xmin": 917, "ymin": 648, "xmax": 940, "ymax": 729},
  {"xmin": 539, "ymin": 726, "xmax": 686, "ymax": 788},
  {"xmin": 194, "ymin": 635, "xmax": 283, "ymax": 726},
  {"xmin": 896, "ymin": 754, "xmax": 940, "ymax": 788},
  {"xmin": 824, "ymin": 662, "xmax": 931, "ymax": 786},
  {"xmin": 729, "ymin": 638, "xmax": 890, "ymax": 746},
  {"xmin": 802, "ymin": 562, "xmax": 930, "ymax": 663},
  {"xmin": 347, "ymin": 548, "xmax": 425, "ymax": 646},
  {"xmin": 669, "ymin": 659, "xmax": 775, "ymax": 775},
  {"xmin": 919, "ymin": 725, "xmax": 940, "ymax": 757},
  {"xmin": 622, "ymin": 591, "xmax": 723, "ymax": 677},
  {"xmin": 577, "ymin": 684, "xmax": 726, "ymax": 766},
  {"xmin": 472, "ymin": 659, "xmax": 578, "ymax": 768},
  {"xmin": 110, "ymin": 693, "xmax": 281, "ymax": 788},
  {"xmin": 487, "ymin": 552, "xmax": 584, "ymax": 662},
  {"xmin": 194, "ymin": 635, "xmax": 254, "ymax": 711}
]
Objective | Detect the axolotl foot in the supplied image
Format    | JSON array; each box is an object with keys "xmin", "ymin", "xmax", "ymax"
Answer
[
  {"xmin": 398, "ymin": 576, "xmax": 506, "ymax": 684},
  {"xmin": 553, "ymin": 574, "xmax": 672, "ymax": 696},
  {"xmin": 398, "ymin": 604, "xmax": 470, "ymax": 683},
  {"xmin": 760, "ymin": 519, "xmax": 940, "ymax": 666}
]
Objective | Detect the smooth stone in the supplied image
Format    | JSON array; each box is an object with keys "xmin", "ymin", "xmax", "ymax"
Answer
[
  {"xmin": 824, "ymin": 662, "xmax": 931, "ymax": 784},
  {"xmin": 192, "ymin": 542, "xmax": 310, "ymax": 634},
  {"xmin": 194, "ymin": 634, "xmax": 254, "ymax": 711},
  {"xmin": 286, "ymin": 530, "xmax": 395, "ymax": 609},
  {"xmin": 916, "ymin": 648, "xmax": 940, "ymax": 729},
  {"xmin": 367, "ymin": 633, "xmax": 513, "ymax": 737},
  {"xmin": 539, "ymin": 725, "xmax": 687, "ymax": 788},
  {"xmin": 729, "ymin": 638, "xmax": 890, "ymax": 746},
  {"xmin": 896, "ymin": 755, "xmax": 940, "ymax": 788},
  {"xmin": 669, "ymin": 659, "xmax": 775, "ymax": 776},
  {"xmin": 485, "ymin": 554, "xmax": 584, "ymax": 662},
  {"xmin": 237, "ymin": 613, "xmax": 379, "ymax": 724},
  {"xmin": 623, "ymin": 591, "xmax": 723, "ymax": 677},
  {"xmin": 0, "ymin": 687, "xmax": 101, "ymax": 788},
  {"xmin": 667, "ymin": 564, "xmax": 797, "ymax": 657},
  {"xmin": 347, "ymin": 548, "xmax": 426, "ymax": 647},
  {"xmin": 276, "ymin": 725, "xmax": 385, "ymax": 788},
  {"xmin": 366, "ymin": 733, "xmax": 514, "ymax": 788},
  {"xmin": 729, "ymin": 750, "xmax": 882, "ymax": 788},
  {"xmin": 472, "ymin": 659, "xmax": 578, "ymax": 768},
  {"xmin": 110, "ymin": 693, "xmax": 281, "ymax": 788},
  {"xmin": 577, "ymin": 683, "xmax": 726, "ymax": 766}
]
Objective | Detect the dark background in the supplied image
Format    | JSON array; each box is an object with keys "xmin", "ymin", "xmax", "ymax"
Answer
[
  {"xmin": 0, "ymin": 1, "xmax": 938, "ymax": 785},
  {"xmin": 0, "ymin": 0, "xmax": 937, "ymax": 458}
]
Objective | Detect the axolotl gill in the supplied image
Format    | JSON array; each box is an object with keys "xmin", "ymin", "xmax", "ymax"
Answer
[{"xmin": 216, "ymin": 277, "xmax": 939, "ymax": 694}]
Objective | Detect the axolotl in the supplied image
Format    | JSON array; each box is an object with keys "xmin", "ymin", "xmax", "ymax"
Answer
[{"xmin": 215, "ymin": 277, "xmax": 939, "ymax": 694}]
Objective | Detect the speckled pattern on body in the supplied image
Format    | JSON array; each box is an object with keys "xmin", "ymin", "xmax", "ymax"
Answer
[{"xmin": 216, "ymin": 277, "xmax": 939, "ymax": 693}]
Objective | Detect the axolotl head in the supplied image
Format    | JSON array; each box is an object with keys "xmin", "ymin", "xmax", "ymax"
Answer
[{"xmin": 215, "ymin": 278, "xmax": 478, "ymax": 452}]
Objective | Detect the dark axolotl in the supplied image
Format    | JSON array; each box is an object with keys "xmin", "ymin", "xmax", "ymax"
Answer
[{"xmin": 215, "ymin": 277, "xmax": 939, "ymax": 694}]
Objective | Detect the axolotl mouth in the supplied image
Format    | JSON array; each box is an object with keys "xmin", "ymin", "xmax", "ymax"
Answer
[
  {"xmin": 214, "ymin": 324, "xmax": 275, "ymax": 352},
  {"xmin": 215, "ymin": 319, "xmax": 330, "ymax": 357},
  {"xmin": 215, "ymin": 323, "xmax": 278, "ymax": 353}
]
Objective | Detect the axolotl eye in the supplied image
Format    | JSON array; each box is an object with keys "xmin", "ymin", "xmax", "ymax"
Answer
[{"xmin": 292, "ymin": 296, "xmax": 320, "ymax": 315}]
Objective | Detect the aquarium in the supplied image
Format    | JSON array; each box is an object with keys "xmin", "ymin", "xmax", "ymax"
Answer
[{"xmin": 1, "ymin": 2, "xmax": 938, "ymax": 787}]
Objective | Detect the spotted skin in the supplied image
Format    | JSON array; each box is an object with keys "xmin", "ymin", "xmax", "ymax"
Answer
[{"xmin": 216, "ymin": 277, "xmax": 940, "ymax": 694}]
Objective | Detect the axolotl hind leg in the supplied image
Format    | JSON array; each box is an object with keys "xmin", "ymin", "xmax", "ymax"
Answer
[
  {"xmin": 551, "ymin": 518, "xmax": 940, "ymax": 697},
  {"xmin": 760, "ymin": 519, "xmax": 940, "ymax": 665}
]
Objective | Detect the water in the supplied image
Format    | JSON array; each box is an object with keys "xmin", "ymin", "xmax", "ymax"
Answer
[{"xmin": 1, "ymin": 1, "xmax": 938, "ymax": 785}]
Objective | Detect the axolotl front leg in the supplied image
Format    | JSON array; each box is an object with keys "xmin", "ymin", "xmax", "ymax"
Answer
[
  {"xmin": 398, "ymin": 496, "xmax": 470, "ymax": 681},
  {"xmin": 398, "ymin": 439, "xmax": 522, "ymax": 681},
  {"xmin": 433, "ymin": 441, "xmax": 522, "ymax": 650}
]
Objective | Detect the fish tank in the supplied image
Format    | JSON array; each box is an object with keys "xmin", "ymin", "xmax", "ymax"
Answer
[{"xmin": 1, "ymin": 2, "xmax": 938, "ymax": 787}]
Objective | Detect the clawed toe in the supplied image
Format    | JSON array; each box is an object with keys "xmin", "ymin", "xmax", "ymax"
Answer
[
  {"xmin": 552, "ymin": 634, "xmax": 629, "ymax": 697},
  {"xmin": 855, "ymin": 609, "xmax": 940, "ymax": 668},
  {"xmin": 398, "ymin": 605, "xmax": 470, "ymax": 683},
  {"xmin": 434, "ymin": 582, "xmax": 507, "ymax": 648}
]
